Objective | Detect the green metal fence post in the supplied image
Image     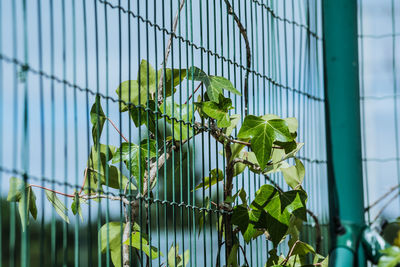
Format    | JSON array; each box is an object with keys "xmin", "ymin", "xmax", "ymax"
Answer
[{"xmin": 322, "ymin": 0, "xmax": 365, "ymax": 266}]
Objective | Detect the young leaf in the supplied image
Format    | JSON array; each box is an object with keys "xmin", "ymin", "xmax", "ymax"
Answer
[
  {"xmin": 90, "ymin": 94, "xmax": 106, "ymax": 145},
  {"xmin": 125, "ymin": 231, "xmax": 162, "ymax": 259},
  {"xmin": 224, "ymin": 114, "xmax": 241, "ymax": 136},
  {"xmin": 99, "ymin": 222, "xmax": 124, "ymax": 267},
  {"xmin": 71, "ymin": 193, "xmax": 85, "ymax": 222},
  {"xmin": 167, "ymin": 243, "xmax": 189, "ymax": 267},
  {"xmin": 281, "ymin": 158, "xmax": 305, "ymax": 189},
  {"xmin": 188, "ymin": 66, "xmax": 241, "ymax": 103},
  {"xmin": 378, "ymin": 246, "xmax": 400, "ymax": 267},
  {"xmin": 45, "ymin": 190, "xmax": 70, "ymax": 223},
  {"xmin": 87, "ymin": 144, "xmax": 132, "ymax": 193},
  {"xmin": 160, "ymin": 96, "xmax": 194, "ymax": 141},
  {"xmin": 137, "ymin": 59, "xmax": 156, "ymax": 96},
  {"xmin": 195, "ymin": 95, "xmax": 233, "ymax": 128},
  {"xmin": 193, "ymin": 168, "xmax": 224, "ymax": 191},
  {"xmin": 7, "ymin": 177, "xmax": 37, "ymax": 231}
]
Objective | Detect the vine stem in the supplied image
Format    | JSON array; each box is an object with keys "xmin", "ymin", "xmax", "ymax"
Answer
[
  {"xmin": 372, "ymin": 192, "xmax": 399, "ymax": 223},
  {"xmin": 106, "ymin": 117, "xmax": 129, "ymax": 143},
  {"xmin": 223, "ymin": 0, "xmax": 251, "ymax": 116},
  {"xmin": 29, "ymin": 184, "xmax": 75, "ymax": 198},
  {"xmin": 157, "ymin": 0, "xmax": 186, "ymax": 104},
  {"xmin": 184, "ymin": 82, "xmax": 202, "ymax": 104},
  {"xmin": 364, "ymin": 184, "xmax": 399, "ymax": 212}
]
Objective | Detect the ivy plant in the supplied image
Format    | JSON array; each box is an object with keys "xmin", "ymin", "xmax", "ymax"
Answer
[{"xmin": 7, "ymin": 60, "xmax": 327, "ymax": 267}]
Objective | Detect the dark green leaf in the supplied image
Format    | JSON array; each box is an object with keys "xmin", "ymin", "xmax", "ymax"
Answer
[
  {"xmin": 188, "ymin": 66, "xmax": 241, "ymax": 103},
  {"xmin": 227, "ymin": 242, "xmax": 239, "ymax": 267},
  {"xmin": 71, "ymin": 193, "xmax": 85, "ymax": 222},
  {"xmin": 90, "ymin": 94, "xmax": 106, "ymax": 145},
  {"xmin": 128, "ymin": 100, "xmax": 158, "ymax": 134},
  {"xmin": 232, "ymin": 205, "xmax": 249, "ymax": 233},
  {"xmin": 45, "ymin": 190, "xmax": 69, "ymax": 223}
]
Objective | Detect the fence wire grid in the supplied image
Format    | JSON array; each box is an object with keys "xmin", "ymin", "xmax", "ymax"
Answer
[{"xmin": 0, "ymin": 0, "xmax": 328, "ymax": 266}]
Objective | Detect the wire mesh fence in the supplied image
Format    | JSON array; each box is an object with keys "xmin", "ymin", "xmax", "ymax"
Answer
[
  {"xmin": 358, "ymin": 0, "xmax": 400, "ymax": 225},
  {"xmin": 0, "ymin": 0, "xmax": 328, "ymax": 266}
]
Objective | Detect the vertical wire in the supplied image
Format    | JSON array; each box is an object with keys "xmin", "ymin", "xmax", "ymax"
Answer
[
  {"xmin": 49, "ymin": 0, "xmax": 57, "ymax": 265},
  {"xmin": 358, "ymin": 0, "xmax": 371, "ymax": 223},
  {"xmin": 102, "ymin": 0, "xmax": 111, "ymax": 266},
  {"xmin": 92, "ymin": 0, "xmax": 102, "ymax": 266},
  {"xmin": 61, "ymin": 0, "xmax": 69, "ymax": 264},
  {"xmin": 391, "ymin": 0, "xmax": 400, "ymax": 209},
  {"xmin": 10, "ymin": 0, "xmax": 18, "ymax": 265},
  {"xmin": 21, "ymin": 1, "xmax": 30, "ymax": 265},
  {"xmin": 153, "ymin": 1, "xmax": 161, "ymax": 266},
  {"xmin": 0, "ymin": 0, "xmax": 3, "ymax": 264},
  {"xmin": 81, "ymin": 0, "xmax": 92, "ymax": 265},
  {"xmin": 36, "ymin": 0, "xmax": 47, "ymax": 265},
  {"xmin": 72, "ymin": 0, "xmax": 81, "ymax": 264},
  {"xmin": 189, "ymin": 0, "xmax": 197, "ymax": 265}
]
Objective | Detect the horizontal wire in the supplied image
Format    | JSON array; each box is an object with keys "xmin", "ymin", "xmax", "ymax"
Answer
[
  {"xmin": 97, "ymin": 0, "xmax": 324, "ymax": 102},
  {"xmin": 0, "ymin": 165, "xmax": 232, "ymax": 215},
  {"xmin": 361, "ymin": 94, "xmax": 400, "ymax": 100},
  {"xmin": 250, "ymin": 0, "xmax": 322, "ymax": 40},
  {"xmin": 0, "ymin": 52, "xmax": 324, "ymax": 129},
  {"xmin": 363, "ymin": 157, "xmax": 400, "ymax": 162},
  {"xmin": 359, "ymin": 33, "xmax": 400, "ymax": 39}
]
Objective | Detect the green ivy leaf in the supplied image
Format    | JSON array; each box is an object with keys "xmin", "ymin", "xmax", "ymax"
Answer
[
  {"xmin": 71, "ymin": 193, "xmax": 85, "ymax": 222},
  {"xmin": 250, "ymin": 185, "xmax": 307, "ymax": 245},
  {"xmin": 45, "ymin": 191, "xmax": 70, "ymax": 223},
  {"xmin": 7, "ymin": 177, "xmax": 37, "ymax": 231},
  {"xmin": 99, "ymin": 222, "xmax": 124, "ymax": 267},
  {"xmin": 158, "ymin": 68, "xmax": 187, "ymax": 97},
  {"xmin": 281, "ymin": 158, "xmax": 305, "ymax": 189},
  {"xmin": 238, "ymin": 115, "xmax": 293, "ymax": 169},
  {"xmin": 188, "ymin": 67, "xmax": 241, "ymax": 103},
  {"xmin": 87, "ymin": 144, "xmax": 133, "ymax": 194},
  {"xmin": 224, "ymin": 114, "xmax": 241, "ymax": 136},
  {"xmin": 138, "ymin": 59, "xmax": 156, "ymax": 96},
  {"xmin": 378, "ymin": 246, "xmax": 400, "ymax": 267},
  {"xmin": 90, "ymin": 94, "xmax": 106, "ymax": 145},
  {"xmin": 232, "ymin": 205, "xmax": 249, "ymax": 234},
  {"xmin": 284, "ymin": 117, "xmax": 298, "ymax": 133},
  {"xmin": 195, "ymin": 95, "xmax": 233, "ymax": 128},
  {"xmin": 160, "ymin": 96, "xmax": 194, "ymax": 141},
  {"xmin": 194, "ymin": 168, "xmax": 224, "ymax": 191},
  {"xmin": 125, "ymin": 231, "xmax": 162, "ymax": 259},
  {"xmin": 227, "ymin": 242, "xmax": 239, "ymax": 267},
  {"xmin": 128, "ymin": 100, "xmax": 159, "ymax": 134},
  {"xmin": 167, "ymin": 243, "xmax": 190, "ymax": 267},
  {"xmin": 290, "ymin": 240, "xmax": 315, "ymax": 257},
  {"xmin": 117, "ymin": 80, "xmax": 148, "ymax": 111},
  {"xmin": 197, "ymin": 196, "xmax": 210, "ymax": 237}
]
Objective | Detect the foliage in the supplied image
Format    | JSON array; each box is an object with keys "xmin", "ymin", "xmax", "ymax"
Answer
[{"xmin": 6, "ymin": 60, "xmax": 325, "ymax": 266}]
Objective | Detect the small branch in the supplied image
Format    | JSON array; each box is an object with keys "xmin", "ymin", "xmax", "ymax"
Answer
[
  {"xmin": 223, "ymin": 0, "xmax": 251, "ymax": 116},
  {"xmin": 365, "ymin": 184, "xmax": 399, "ymax": 212},
  {"xmin": 306, "ymin": 209, "xmax": 322, "ymax": 254},
  {"xmin": 184, "ymin": 82, "xmax": 202, "ymax": 104},
  {"xmin": 123, "ymin": 222, "xmax": 132, "ymax": 267},
  {"xmin": 107, "ymin": 117, "xmax": 129, "ymax": 143},
  {"xmin": 372, "ymin": 192, "xmax": 399, "ymax": 222},
  {"xmin": 157, "ymin": 0, "xmax": 186, "ymax": 104},
  {"xmin": 78, "ymin": 168, "xmax": 88, "ymax": 195},
  {"xmin": 238, "ymin": 244, "xmax": 250, "ymax": 267},
  {"xmin": 80, "ymin": 194, "xmax": 132, "ymax": 205},
  {"xmin": 30, "ymin": 184, "xmax": 75, "ymax": 198},
  {"xmin": 282, "ymin": 240, "xmax": 300, "ymax": 265}
]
